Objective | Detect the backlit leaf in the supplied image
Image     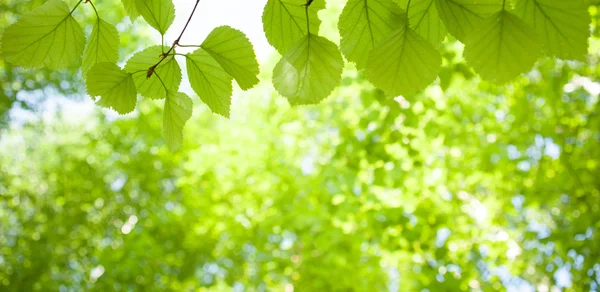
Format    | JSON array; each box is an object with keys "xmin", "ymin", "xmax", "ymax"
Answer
[
  {"xmin": 273, "ymin": 34, "xmax": 344, "ymax": 105},
  {"xmin": 339, "ymin": 0, "xmax": 405, "ymax": 69},
  {"xmin": 185, "ymin": 49, "xmax": 233, "ymax": 118},
  {"xmin": 122, "ymin": 0, "xmax": 140, "ymax": 21},
  {"xmin": 124, "ymin": 46, "xmax": 182, "ymax": 99},
  {"xmin": 435, "ymin": 0, "xmax": 502, "ymax": 41},
  {"xmin": 164, "ymin": 91, "xmax": 193, "ymax": 151},
  {"xmin": 515, "ymin": 0, "xmax": 590, "ymax": 61},
  {"xmin": 0, "ymin": 0, "xmax": 85, "ymax": 69},
  {"xmin": 463, "ymin": 11, "xmax": 542, "ymax": 83},
  {"xmin": 367, "ymin": 20, "xmax": 441, "ymax": 96},
  {"xmin": 262, "ymin": 0, "xmax": 326, "ymax": 53},
  {"xmin": 397, "ymin": 0, "xmax": 447, "ymax": 45},
  {"xmin": 135, "ymin": 0, "xmax": 175, "ymax": 35},
  {"xmin": 86, "ymin": 62, "xmax": 137, "ymax": 114},
  {"xmin": 201, "ymin": 26, "xmax": 260, "ymax": 90},
  {"xmin": 82, "ymin": 19, "xmax": 120, "ymax": 74}
]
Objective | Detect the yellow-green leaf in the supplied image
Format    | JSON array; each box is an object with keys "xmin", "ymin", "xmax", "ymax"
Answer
[
  {"xmin": 339, "ymin": 0, "xmax": 405, "ymax": 69},
  {"xmin": 86, "ymin": 62, "xmax": 137, "ymax": 114},
  {"xmin": 515, "ymin": 0, "xmax": 590, "ymax": 61},
  {"xmin": 82, "ymin": 19, "xmax": 120, "ymax": 74},
  {"xmin": 463, "ymin": 11, "xmax": 542, "ymax": 83},
  {"xmin": 164, "ymin": 91, "xmax": 193, "ymax": 151},
  {"xmin": 124, "ymin": 46, "xmax": 182, "ymax": 99},
  {"xmin": 367, "ymin": 20, "xmax": 441, "ymax": 96},
  {"xmin": 273, "ymin": 34, "xmax": 344, "ymax": 105},
  {"xmin": 262, "ymin": 0, "xmax": 326, "ymax": 53},
  {"xmin": 185, "ymin": 49, "xmax": 233, "ymax": 118},
  {"xmin": 201, "ymin": 26, "xmax": 260, "ymax": 90},
  {"xmin": 0, "ymin": 0, "xmax": 85, "ymax": 69}
]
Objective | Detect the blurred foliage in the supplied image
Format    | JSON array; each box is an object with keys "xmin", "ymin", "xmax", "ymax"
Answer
[
  {"xmin": 1, "ymin": 48, "xmax": 600, "ymax": 291},
  {"xmin": 0, "ymin": 0, "xmax": 150, "ymax": 126},
  {"xmin": 1, "ymin": 1, "xmax": 600, "ymax": 292}
]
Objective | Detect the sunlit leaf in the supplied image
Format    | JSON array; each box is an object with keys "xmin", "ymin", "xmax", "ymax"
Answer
[
  {"xmin": 124, "ymin": 46, "xmax": 182, "ymax": 99},
  {"xmin": 135, "ymin": 0, "xmax": 175, "ymax": 35},
  {"xmin": 122, "ymin": 0, "xmax": 140, "ymax": 21},
  {"xmin": 435, "ymin": 0, "xmax": 502, "ymax": 41},
  {"xmin": 201, "ymin": 26, "xmax": 260, "ymax": 90},
  {"xmin": 339, "ymin": 0, "xmax": 405, "ymax": 69},
  {"xmin": 396, "ymin": 0, "xmax": 447, "ymax": 45},
  {"xmin": 273, "ymin": 34, "xmax": 344, "ymax": 105},
  {"xmin": 82, "ymin": 19, "xmax": 120, "ymax": 74},
  {"xmin": 86, "ymin": 62, "xmax": 137, "ymax": 114},
  {"xmin": 464, "ymin": 11, "xmax": 542, "ymax": 83},
  {"xmin": 0, "ymin": 0, "xmax": 85, "ymax": 69},
  {"xmin": 164, "ymin": 91, "xmax": 193, "ymax": 151},
  {"xmin": 185, "ymin": 49, "xmax": 233, "ymax": 118},
  {"xmin": 262, "ymin": 0, "xmax": 325, "ymax": 53},
  {"xmin": 367, "ymin": 20, "xmax": 441, "ymax": 96},
  {"xmin": 515, "ymin": 0, "xmax": 590, "ymax": 61}
]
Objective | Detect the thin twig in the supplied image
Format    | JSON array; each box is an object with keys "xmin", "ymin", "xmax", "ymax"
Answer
[{"xmin": 147, "ymin": 0, "xmax": 202, "ymax": 79}]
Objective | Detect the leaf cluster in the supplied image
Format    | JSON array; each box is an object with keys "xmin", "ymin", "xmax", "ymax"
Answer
[{"xmin": 0, "ymin": 0, "xmax": 593, "ymax": 149}]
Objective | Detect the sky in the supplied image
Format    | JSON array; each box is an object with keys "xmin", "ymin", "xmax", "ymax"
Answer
[{"xmin": 169, "ymin": 0, "xmax": 274, "ymax": 61}]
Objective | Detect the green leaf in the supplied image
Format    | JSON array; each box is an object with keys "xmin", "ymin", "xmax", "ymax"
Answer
[
  {"xmin": 135, "ymin": 0, "xmax": 175, "ymax": 35},
  {"xmin": 0, "ymin": 0, "xmax": 85, "ymax": 69},
  {"xmin": 366, "ymin": 20, "xmax": 441, "ymax": 96},
  {"xmin": 124, "ymin": 46, "xmax": 182, "ymax": 99},
  {"xmin": 86, "ymin": 62, "xmax": 137, "ymax": 114},
  {"xmin": 396, "ymin": 0, "xmax": 447, "ymax": 45},
  {"xmin": 463, "ymin": 11, "xmax": 542, "ymax": 84},
  {"xmin": 122, "ymin": 0, "xmax": 140, "ymax": 21},
  {"xmin": 339, "ymin": 0, "xmax": 405, "ymax": 69},
  {"xmin": 435, "ymin": 0, "xmax": 502, "ymax": 41},
  {"xmin": 185, "ymin": 49, "xmax": 233, "ymax": 118},
  {"xmin": 262, "ymin": 0, "xmax": 326, "ymax": 53},
  {"xmin": 82, "ymin": 19, "xmax": 120, "ymax": 74},
  {"xmin": 164, "ymin": 91, "xmax": 193, "ymax": 151},
  {"xmin": 201, "ymin": 26, "xmax": 260, "ymax": 91},
  {"xmin": 515, "ymin": 0, "xmax": 590, "ymax": 61},
  {"xmin": 273, "ymin": 34, "xmax": 344, "ymax": 105}
]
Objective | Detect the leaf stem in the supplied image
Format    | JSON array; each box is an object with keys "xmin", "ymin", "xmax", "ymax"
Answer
[
  {"xmin": 148, "ymin": 0, "xmax": 202, "ymax": 78},
  {"xmin": 86, "ymin": 0, "xmax": 100, "ymax": 19},
  {"xmin": 154, "ymin": 71, "xmax": 169, "ymax": 95},
  {"xmin": 71, "ymin": 0, "xmax": 85, "ymax": 15},
  {"xmin": 406, "ymin": 0, "xmax": 412, "ymax": 17},
  {"xmin": 303, "ymin": 0, "xmax": 313, "ymax": 35}
]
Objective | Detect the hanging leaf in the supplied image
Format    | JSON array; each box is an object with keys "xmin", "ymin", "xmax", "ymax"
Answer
[
  {"xmin": 435, "ymin": 0, "xmax": 502, "ymax": 41},
  {"xmin": 396, "ymin": 0, "xmax": 447, "ymax": 46},
  {"xmin": 273, "ymin": 34, "xmax": 344, "ymax": 105},
  {"xmin": 201, "ymin": 26, "xmax": 260, "ymax": 90},
  {"xmin": 339, "ymin": 0, "xmax": 405, "ymax": 69},
  {"xmin": 164, "ymin": 91, "xmax": 193, "ymax": 151},
  {"xmin": 185, "ymin": 49, "xmax": 234, "ymax": 118},
  {"xmin": 122, "ymin": 0, "xmax": 140, "ymax": 21},
  {"xmin": 367, "ymin": 20, "xmax": 441, "ymax": 96},
  {"xmin": 135, "ymin": 0, "xmax": 175, "ymax": 35},
  {"xmin": 463, "ymin": 11, "xmax": 542, "ymax": 83},
  {"xmin": 124, "ymin": 46, "xmax": 182, "ymax": 99},
  {"xmin": 262, "ymin": 0, "xmax": 326, "ymax": 53},
  {"xmin": 86, "ymin": 63, "xmax": 137, "ymax": 114},
  {"xmin": 515, "ymin": 0, "xmax": 590, "ymax": 61},
  {"xmin": 82, "ymin": 19, "xmax": 120, "ymax": 74},
  {"xmin": 0, "ymin": 0, "xmax": 86, "ymax": 69}
]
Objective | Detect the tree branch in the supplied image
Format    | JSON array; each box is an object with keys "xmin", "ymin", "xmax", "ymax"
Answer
[{"xmin": 147, "ymin": 0, "xmax": 202, "ymax": 79}]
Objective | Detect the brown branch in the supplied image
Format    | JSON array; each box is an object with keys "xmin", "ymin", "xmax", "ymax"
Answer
[{"xmin": 147, "ymin": 0, "xmax": 202, "ymax": 79}]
